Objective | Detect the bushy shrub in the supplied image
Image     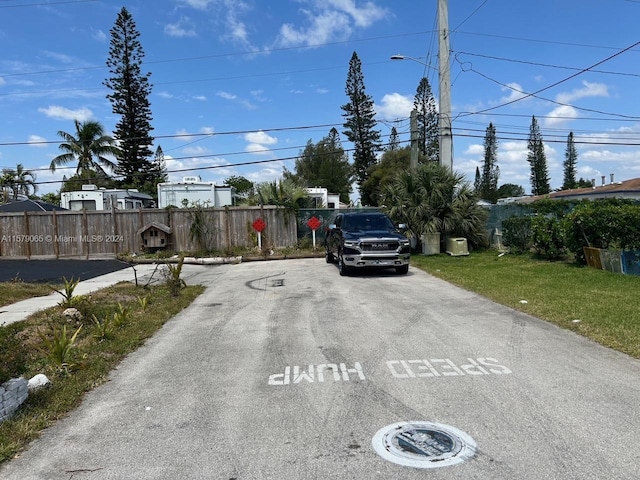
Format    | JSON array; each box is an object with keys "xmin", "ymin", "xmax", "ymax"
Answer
[
  {"xmin": 531, "ymin": 216, "xmax": 566, "ymax": 259},
  {"xmin": 565, "ymin": 200, "xmax": 640, "ymax": 264},
  {"xmin": 502, "ymin": 216, "xmax": 533, "ymax": 254}
]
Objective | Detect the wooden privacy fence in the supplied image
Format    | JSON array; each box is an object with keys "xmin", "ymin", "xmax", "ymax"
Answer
[{"xmin": 0, "ymin": 206, "xmax": 297, "ymax": 259}]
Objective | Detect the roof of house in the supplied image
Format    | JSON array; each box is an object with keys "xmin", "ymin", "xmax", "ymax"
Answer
[
  {"xmin": 519, "ymin": 177, "xmax": 640, "ymax": 203},
  {"xmin": 0, "ymin": 199, "xmax": 66, "ymax": 212}
]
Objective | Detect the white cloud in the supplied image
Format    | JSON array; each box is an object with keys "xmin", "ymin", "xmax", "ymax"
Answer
[
  {"xmin": 499, "ymin": 82, "xmax": 528, "ymax": 104},
  {"xmin": 200, "ymin": 126, "xmax": 215, "ymax": 135},
  {"xmin": 275, "ymin": 0, "xmax": 387, "ymax": 47},
  {"xmin": 183, "ymin": 146, "xmax": 209, "ymax": 155},
  {"xmin": 245, "ymin": 130, "xmax": 277, "ymax": 145},
  {"xmin": 28, "ymin": 135, "xmax": 47, "ymax": 147},
  {"xmin": 217, "ymin": 91, "xmax": 237, "ymax": 100},
  {"xmin": 92, "ymin": 29, "xmax": 107, "ymax": 42},
  {"xmin": 325, "ymin": 0, "xmax": 388, "ymax": 27},
  {"xmin": 192, "ymin": 95, "xmax": 207, "ymax": 101},
  {"xmin": 179, "ymin": 0, "xmax": 216, "ymax": 10},
  {"xmin": 175, "ymin": 129, "xmax": 192, "ymax": 141},
  {"xmin": 38, "ymin": 105, "xmax": 93, "ymax": 121},
  {"xmin": 278, "ymin": 11, "xmax": 352, "ymax": 47},
  {"xmin": 158, "ymin": 91, "xmax": 174, "ymax": 99},
  {"xmin": 544, "ymin": 105, "xmax": 579, "ymax": 127},
  {"xmin": 165, "ymin": 18, "xmax": 197, "ymax": 37},
  {"xmin": 556, "ymin": 81, "xmax": 608, "ymax": 103},
  {"xmin": 245, "ymin": 130, "xmax": 277, "ymax": 154},
  {"xmin": 375, "ymin": 93, "xmax": 412, "ymax": 120}
]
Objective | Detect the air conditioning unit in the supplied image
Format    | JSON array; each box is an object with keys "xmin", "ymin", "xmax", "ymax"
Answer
[{"xmin": 446, "ymin": 237, "xmax": 469, "ymax": 256}]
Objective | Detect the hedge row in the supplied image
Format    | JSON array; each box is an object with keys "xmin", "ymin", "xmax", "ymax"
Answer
[{"xmin": 502, "ymin": 199, "xmax": 640, "ymax": 263}]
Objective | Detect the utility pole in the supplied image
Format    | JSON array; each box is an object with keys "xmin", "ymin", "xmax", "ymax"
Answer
[
  {"xmin": 410, "ymin": 110, "xmax": 418, "ymax": 170},
  {"xmin": 438, "ymin": 0, "xmax": 453, "ymax": 170}
]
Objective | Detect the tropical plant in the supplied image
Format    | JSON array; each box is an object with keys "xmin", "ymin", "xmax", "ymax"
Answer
[
  {"xmin": 50, "ymin": 120, "xmax": 121, "ymax": 177},
  {"xmin": 380, "ymin": 162, "xmax": 488, "ymax": 249},
  {"xmin": 52, "ymin": 277, "xmax": 80, "ymax": 308},
  {"xmin": 1, "ymin": 164, "xmax": 37, "ymax": 199},
  {"xmin": 112, "ymin": 302, "xmax": 132, "ymax": 328},
  {"xmin": 162, "ymin": 258, "xmax": 187, "ymax": 297},
  {"xmin": 251, "ymin": 179, "xmax": 310, "ymax": 212},
  {"xmin": 91, "ymin": 314, "xmax": 115, "ymax": 342},
  {"xmin": 137, "ymin": 295, "xmax": 149, "ymax": 311},
  {"xmin": 39, "ymin": 324, "xmax": 82, "ymax": 373}
]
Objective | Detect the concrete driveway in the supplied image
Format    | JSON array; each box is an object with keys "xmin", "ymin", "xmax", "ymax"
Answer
[{"xmin": 1, "ymin": 258, "xmax": 639, "ymax": 479}]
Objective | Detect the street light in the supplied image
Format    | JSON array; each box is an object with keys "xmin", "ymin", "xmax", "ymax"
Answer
[{"xmin": 390, "ymin": 53, "xmax": 453, "ymax": 171}]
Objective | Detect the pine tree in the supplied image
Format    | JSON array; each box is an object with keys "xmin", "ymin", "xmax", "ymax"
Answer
[
  {"xmin": 104, "ymin": 7, "xmax": 155, "ymax": 191},
  {"xmin": 480, "ymin": 122, "xmax": 500, "ymax": 202},
  {"xmin": 341, "ymin": 51, "xmax": 381, "ymax": 205},
  {"xmin": 152, "ymin": 146, "xmax": 168, "ymax": 183},
  {"xmin": 527, "ymin": 116, "xmax": 550, "ymax": 195},
  {"xmin": 387, "ymin": 126, "xmax": 400, "ymax": 152},
  {"xmin": 562, "ymin": 132, "xmax": 578, "ymax": 190},
  {"xmin": 474, "ymin": 166, "xmax": 481, "ymax": 195},
  {"xmin": 414, "ymin": 77, "xmax": 439, "ymax": 162}
]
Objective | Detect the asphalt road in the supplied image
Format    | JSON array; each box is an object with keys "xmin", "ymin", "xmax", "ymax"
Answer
[
  {"xmin": 0, "ymin": 259, "xmax": 130, "ymax": 283},
  {"xmin": 1, "ymin": 258, "xmax": 639, "ymax": 479}
]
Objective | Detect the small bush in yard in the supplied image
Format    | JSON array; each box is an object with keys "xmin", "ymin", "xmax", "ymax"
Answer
[
  {"xmin": 502, "ymin": 216, "xmax": 533, "ymax": 254},
  {"xmin": 532, "ymin": 216, "xmax": 567, "ymax": 260},
  {"xmin": 162, "ymin": 258, "xmax": 187, "ymax": 296}
]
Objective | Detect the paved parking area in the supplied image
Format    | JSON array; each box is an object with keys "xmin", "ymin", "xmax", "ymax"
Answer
[
  {"xmin": 0, "ymin": 259, "xmax": 131, "ymax": 283},
  {"xmin": 1, "ymin": 258, "xmax": 639, "ymax": 479}
]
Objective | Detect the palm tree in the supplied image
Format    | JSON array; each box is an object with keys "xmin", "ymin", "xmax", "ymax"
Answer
[
  {"xmin": 0, "ymin": 170, "xmax": 14, "ymax": 202},
  {"xmin": 13, "ymin": 164, "xmax": 37, "ymax": 197},
  {"xmin": 1, "ymin": 164, "xmax": 37, "ymax": 199},
  {"xmin": 380, "ymin": 162, "xmax": 488, "ymax": 249},
  {"xmin": 252, "ymin": 179, "xmax": 310, "ymax": 212},
  {"xmin": 50, "ymin": 120, "xmax": 121, "ymax": 179}
]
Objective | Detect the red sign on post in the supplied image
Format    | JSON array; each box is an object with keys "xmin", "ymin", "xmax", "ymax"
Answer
[
  {"xmin": 252, "ymin": 218, "xmax": 266, "ymax": 233},
  {"xmin": 306, "ymin": 216, "xmax": 321, "ymax": 231}
]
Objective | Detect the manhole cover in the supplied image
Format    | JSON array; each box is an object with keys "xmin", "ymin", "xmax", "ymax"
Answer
[{"xmin": 372, "ymin": 421, "xmax": 476, "ymax": 469}]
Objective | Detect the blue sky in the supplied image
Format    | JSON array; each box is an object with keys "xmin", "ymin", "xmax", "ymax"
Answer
[{"xmin": 2, "ymin": 0, "xmax": 640, "ymax": 201}]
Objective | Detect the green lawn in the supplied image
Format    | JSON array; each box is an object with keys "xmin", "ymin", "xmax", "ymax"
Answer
[{"xmin": 411, "ymin": 250, "xmax": 640, "ymax": 358}]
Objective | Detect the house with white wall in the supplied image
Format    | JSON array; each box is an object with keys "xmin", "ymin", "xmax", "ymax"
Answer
[
  {"xmin": 306, "ymin": 187, "xmax": 342, "ymax": 209},
  {"xmin": 157, "ymin": 176, "xmax": 236, "ymax": 208},
  {"xmin": 60, "ymin": 185, "xmax": 154, "ymax": 211}
]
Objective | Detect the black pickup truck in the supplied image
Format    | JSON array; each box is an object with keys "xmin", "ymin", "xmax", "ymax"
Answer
[{"xmin": 324, "ymin": 212, "xmax": 411, "ymax": 276}]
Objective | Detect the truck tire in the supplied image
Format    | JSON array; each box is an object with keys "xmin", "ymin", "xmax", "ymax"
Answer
[
  {"xmin": 396, "ymin": 264, "xmax": 409, "ymax": 275},
  {"xmin": 338, "ymin": 254, "xmax": 351, "ymax": 276}
]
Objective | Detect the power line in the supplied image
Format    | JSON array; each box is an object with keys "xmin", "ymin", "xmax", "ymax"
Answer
[
  {"xmin": 0, "ymin": 0, "xmax": 97, "ymax": 8},
  {"xmin": 457, "ymin": 39, "xmax": 640, "ymax": 118}
]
